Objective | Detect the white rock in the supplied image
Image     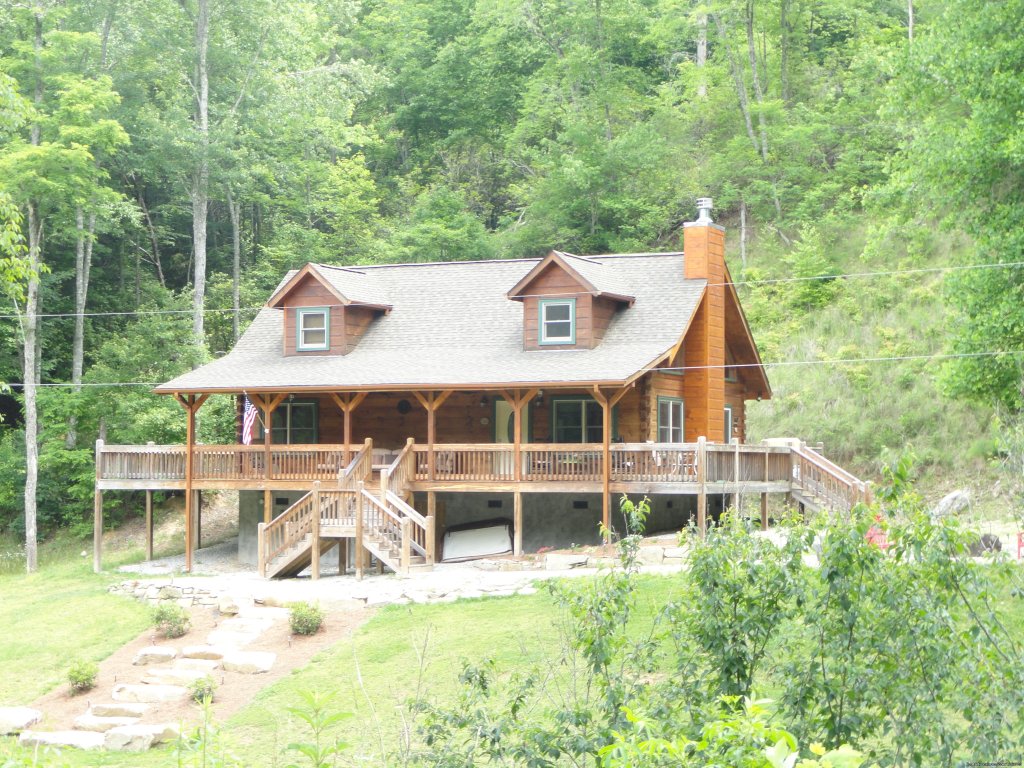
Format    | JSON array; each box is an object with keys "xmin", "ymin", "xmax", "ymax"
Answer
[
  {"xmin": 206, "ymin": 630, "xmax": 260, "ymax": 647},
  {"xmin": 544, "ymin": 553, "xmax": 589, "ymax": 570},
  {"xmin": 174, "ymin": 658, "xmax": 221, "ymax": 672},
  {"xmin": 181, "ymin": 645, "xmax": 228, "ymax": 660},
  {"xmin": 931, "ymin": 489, "xmax": 970, "ymax": 518},
  {"xmin": 142, "ymin": 666, "xmax": 209, "ymax": 685},
  {"xmin": 90, "ymin": 702, "xmax": 150, "ymax": 718},
  {"xmin": 133, "ymin": 646, "xmax": 178, "ymax": 665},
  {"xmin": 663, "ymin": 546, "xmax": 688, "ymax": 559},
  {"xmin": 0, "ymin": 706, "xmax": 41, "ymax": 735},
  {"xmin": 219, "ymin": 617, "xmax": 272, "ymax": 634},
  {"xmin": 638, "ymin": 547, "xmax": 664, "ymax": 565},
  {"xmin": 217, "ymin": 595, "xmax": 240, "ymax": 615},
  {"xmin": 222, "ymin": 650, "xmax": 276, "ymax": 674},
  {"xmin": 73, "ymin": 713, "xmax": 138, "ymax": 732},
  {"xmin": 104, "ymin": 726, "xmax": 153, "ymax": 752},
  {"xmin": 19, "ymin": 730, "xmax": 104, "ymax": 750},
  {"xmin": 517, "ymin": 586, "xmax": 538, "ymax": 596},
  {"xmin": 111, "ymin": 683, "xmax": 188, "ymax": 703}
]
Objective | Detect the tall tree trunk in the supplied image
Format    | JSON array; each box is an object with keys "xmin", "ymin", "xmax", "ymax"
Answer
[
  {"xmin": 134, "ymin": 185, "xmax": 166, "ymax": 287},
  {"xmin": 713, "ymin": 15, "xmax": 759, "ymax": 156},
  {"xmin": 696, "ymin": 10, "xmax": 707, "ymax": 98},
  {"xmin": 779, "ymin": 0, "xmax": 791, "ymax": 102},
  {"xmin": 23, "ymin": 11, "xmax": 44, "ymax": 574},
  {"xmin": 745, "ymin": 0, "xmax": 769, "ymax": 164},
  {"xmin": 740, "ymin": 199, "xmax": 747, "ymax": 267},
  {"xmin": 227, "ymin": 190, "xmax": 241, "ymax": 342},
  {"xmin": 907, "ymin": 0, "xmax": 913, "ymax": 42},
  {"xmin": 66, "ymin": 207, "xmax": 95, "ymax": 449},
  {"xmin": 191, "ymin": 0, "xmax": 210, "ymax": 353},
  {"xmin": 23, "ymin": 205, "xmax": 41, "ymax": 574}
]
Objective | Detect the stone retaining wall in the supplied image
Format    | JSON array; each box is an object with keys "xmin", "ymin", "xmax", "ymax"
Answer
[{"xmin": 108, "ymin": 580, "xmax": 220, "ymax": 608}]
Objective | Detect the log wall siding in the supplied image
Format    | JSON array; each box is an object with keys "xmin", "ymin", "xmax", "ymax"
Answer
[
  {"xmin": 682, "ymin": 224, "xmax": 727, "ymax": 442},
  {"xmin": 344, "ymin": 306, "xmax": 377, "ymax": 353}
]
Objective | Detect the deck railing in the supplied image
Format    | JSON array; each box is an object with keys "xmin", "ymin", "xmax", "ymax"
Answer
[
  {"xmin": 97, "ymin": 439, "xmax": 830, "ymax": 493},
  {"xmin": 791, "ymin": 444, "xmax": 870, "ymax": 514}
]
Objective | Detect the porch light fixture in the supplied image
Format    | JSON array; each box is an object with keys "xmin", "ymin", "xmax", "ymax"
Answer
[
  {"xmin": 534, "ymin": 390, "xmax": 544, "ymax": 407},
  {"xmin": 479, "ymin": 394, "xmax": 488, "ymax": 407}
]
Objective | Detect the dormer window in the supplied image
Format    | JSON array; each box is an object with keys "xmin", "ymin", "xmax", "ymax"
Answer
[
  {"xmin": 539, "ymin": 299, "xmax": 576, "ymax": 345},
  {"xmin": 297, "ymin": 307, "xmax": 329, "ymax": 351}
]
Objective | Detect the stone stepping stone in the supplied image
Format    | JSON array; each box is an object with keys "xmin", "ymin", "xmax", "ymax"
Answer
[
  {"xmin": 0, "ymin": 706, "xmax": 41, "ymax": 735},
  {"xmin": 222, "ymin": 650, "xmax": 276, "ymax": 674},
  {"xmin": 182, "ymin": 645, "xmax": 229, "ymax": 660},
  {"xmin": 133, "ymin": 646, "xmax": 178, "ymax": 665},
  {"xmin": 104, "ymin": 722, "xmax": 180, "ymax": 752},
  {"xmin": 219, "ymin": 617, "xmax": 272, "ymax": 634},
  {"xmin": 206, "ymin": 629, "xmax": 261, "ymax": 647},
  {"xmin": 90, "ymin": 702, "xmax": 149, "ymax": 718},
  {"xmin": 112, "ymin": 683, "xmax": 188, "ymax": 703},
  {"xmin": 174, "ymin": 657, "xmax": 221, "ymax": 672},
  {"xmin": 19, "ymin": 730, "xmax": 104, "ymax": 750},
  {"xmin": 73, "ymin": 713, "xmax": 139, "ymax": 733},
  {"xmin": 141, "ymin": 666, "xmax": 210, "ymax": 686}
]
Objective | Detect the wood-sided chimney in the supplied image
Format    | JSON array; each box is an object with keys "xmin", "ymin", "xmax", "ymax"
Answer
[{"xmin": 682, "ymin": 197, "xmax": 727, "ymax": 443}]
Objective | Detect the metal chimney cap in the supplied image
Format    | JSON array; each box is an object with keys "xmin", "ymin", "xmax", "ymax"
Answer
[{"xmin": 696, "ymin": 197, "xmax": 713, "ymax": 223}]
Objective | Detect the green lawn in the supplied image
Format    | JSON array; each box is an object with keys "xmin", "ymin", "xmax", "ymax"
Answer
[{"xmin": 0, "ymin": 549, "xmax": 151, "ymax": 706}]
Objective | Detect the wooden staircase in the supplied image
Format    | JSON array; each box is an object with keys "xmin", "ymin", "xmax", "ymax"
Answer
[
  {"xmin": 258, "ymin": 439, "xmax": 435, "ymax": 580},
  {"xmin": 789, "ymin": 443, "xmax": 871, "ymax": 515}
]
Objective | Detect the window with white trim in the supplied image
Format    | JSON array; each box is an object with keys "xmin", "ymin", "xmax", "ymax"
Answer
[
  {"xmin": 724, "ymin": 404, "xmax": 734, "ymax": 442},
  {"xmin": 657, "ymin": 397, "xmax": 684, "ymax": 443},
  {"xmin": 539, "ymin": 299, "xmax": 576, "ymax": 345},
  {"xmin": 297, "ymin": 307, "xmax": 329, "ymax": 351}
]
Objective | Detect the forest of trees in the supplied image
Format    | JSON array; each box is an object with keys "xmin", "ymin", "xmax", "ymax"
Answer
[{"xmin": 0, "ymin": 0, "xmax": 1021, "ymax": 567}]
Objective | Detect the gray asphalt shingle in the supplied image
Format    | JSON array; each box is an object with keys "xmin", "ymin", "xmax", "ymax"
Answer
[{"xmin": 156, "ymin": 252, "xmax": 706, "ymax": 392}]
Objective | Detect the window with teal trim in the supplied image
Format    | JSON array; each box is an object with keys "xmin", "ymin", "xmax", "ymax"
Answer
[
  {"xmin": 539, "ymin": 299, "xmax": 575, "ymax": 345},
  {"xmin": 297, "ymin": 307, "xmax": 329, "ymax": 351}
]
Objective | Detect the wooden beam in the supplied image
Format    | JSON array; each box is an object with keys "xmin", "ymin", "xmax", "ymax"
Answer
[
  {"xmin": 760, "ymin": 492, "xmax": 768, "ymax": 531},
  {"xmin": 592, "ymin": 386, "xmax": 612, "ymax": 546},
  {"xmin": 93, "ymin": 489, "xmax": 103, "ymax": 573},
  {"xmin": 311, "ymin": 481, "xmax": 321, "ymax": 581},
  {"xmin": 513, "ymin": 489, "xmax": 523, "ymax": 556},
  {"xmin": 696, "ymin": 436, "xmax": 707, "ymax": 537},
  {"xmin": 145, "ymin": 490, "xmax": 153, "ymax": 561}
]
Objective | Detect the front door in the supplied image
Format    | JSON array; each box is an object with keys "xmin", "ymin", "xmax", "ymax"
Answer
[{"xmin": 494, "ymin": 400, "xmax": 529, "ymax": 477}]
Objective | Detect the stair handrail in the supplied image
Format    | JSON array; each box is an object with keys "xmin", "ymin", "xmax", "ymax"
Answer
[
  {"xmin": 340, "ymin": 437, "xmax": 373, "ymax": 488},
  {"xmin": 381, "ymin": 437, "xmax": 415, "ymax": 498},
  {"xmin": 790, "ymin": 444, "xmax": 870, "ymax": 511},
  {"xmin": 385, "ymin": 490, "xmax": 428, "ymax": 558},
  {"xmin": 258, "ymin": 489, "xmax": 317, "ymax": 577}
]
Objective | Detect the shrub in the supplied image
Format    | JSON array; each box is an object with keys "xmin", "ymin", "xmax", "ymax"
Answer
[
  {"xmin": 289, "ymin": 601, "xmax": 324, "ymax": 636},
  {"xmin": 153, "ymin": 602, "xmax": 191, "ymax": 638},
  {"xmin": 67, "ymin": 659, "xmax": 98, "ymax": 694},
  {"xmin": 188, "ymin": 675, "xmax": 217, "ymax": 704}
]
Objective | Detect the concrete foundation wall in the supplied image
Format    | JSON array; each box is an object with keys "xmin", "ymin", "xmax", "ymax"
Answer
[{"xmin": 419, "ymin": 491, "xmax": 730, "ymax": 555}]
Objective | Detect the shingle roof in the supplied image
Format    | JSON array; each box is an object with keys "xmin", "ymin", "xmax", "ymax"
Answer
[{"xmin": 155, "ymin": 252, "xmax": 706, "ymax": 392}]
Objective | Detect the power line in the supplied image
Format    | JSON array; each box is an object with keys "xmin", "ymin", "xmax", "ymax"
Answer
[
  {"xmin": 2, "ymin": 258, "xmax": 1023, "ymax": 321},
  {"xmin": 6, "ymin": 348, "xmax": 1023, "ymax": 390}
]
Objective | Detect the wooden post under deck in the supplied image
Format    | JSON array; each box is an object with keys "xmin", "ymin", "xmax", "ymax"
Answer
[
  {"xmin": 513, "ymin": 490, "xmax": 523, "ymax": 556},
  {"xmin": 93, "ymin": 439, "xmax": 104, "ymax": 573},
  {"xmin": 355, "ymin": 481, "xmax": 365, "ymax": 581},
  {"xmin": 696, "ymin": 436, "xmax": 707, "ymax": 537},
  {"xmin": 339, "ymin": 538, "xmax": 347, "ymax": 575},
  {"xmin": 251, "ymin": 393, "xmax": 286, "ymax": 524},
  {"xmin": 145, "ymin": 490, "xmax": 153, "ymax": 561},
  {"xmin": 760, "ymin": 492, "xmax": 768, "ymax": 531},
  {"xmin": 311, "ymin": 480, "xmax": 321, "ymax": 581}
]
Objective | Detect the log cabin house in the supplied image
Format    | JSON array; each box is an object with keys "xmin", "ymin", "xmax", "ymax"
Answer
[{"xmin": 92, "ymin": 200, "xmax": 869, "ymax": 578}]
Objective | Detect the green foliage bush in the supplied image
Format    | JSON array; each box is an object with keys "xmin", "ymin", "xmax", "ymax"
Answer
[
  {"xmin": 411, "ymin": 492, "xmax": 1024, "ymax": 766},
  {"xmin": 66, "ymin": 659, "xmax": 98, "ymax": 694},
  {"xmin": 289, "ymin": 601, "xmax": 324, "ymax": 636},
  {"xmin": 188, "ymin": 675, "xmax": 217, "ymax": 704},
  {"xmin": 153, "ymin": 602, "xmax": 190, "ymax": 639}
]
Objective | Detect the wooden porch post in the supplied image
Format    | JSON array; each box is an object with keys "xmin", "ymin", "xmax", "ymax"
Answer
[
  {"xmin": 331, "ymin": 392, "xmax": 368, "ymax": 464},
  {"xmin": 252, "ymin": 393, "xmax": 286, "ymax": 524},
  {"xmin": 174, "ymin": 392, "xmax": 210, "ymax": 573},
  {"xmin": 500, "ymin": 389, "xmax": 538, "ymax": 557},
  {"xmin": 311, "ymin": 480, "xmax": 321, "ymax": 581},
  {"xmin": 760, "ymin": 492, "xmax": 768, "ymax": 531},
  {"xmin": 355, "ymin": 481, "xmax": 365, "ymax": 581},
  {"xmin": 414, "ymin": 391, "xmax": 453, "ymax": 482},
  {"xmin": 513, "ymin": 489, "xmax": 523, "ymax": 556},
  {"xmin": 592, "ymin": 385, "xmax": 632, "ymax": 544}
]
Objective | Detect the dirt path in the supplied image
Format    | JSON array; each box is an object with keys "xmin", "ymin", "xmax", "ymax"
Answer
[{"xmin": 30, "ymin": 602, "xmax": 374, "ymax": 733}]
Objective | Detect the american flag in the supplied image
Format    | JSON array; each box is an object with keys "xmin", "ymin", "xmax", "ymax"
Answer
[{"xmin": 242, "ymin": 397, "xmax": 258, "ymax": 445}]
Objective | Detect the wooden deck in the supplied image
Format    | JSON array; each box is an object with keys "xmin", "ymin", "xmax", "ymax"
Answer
[{"xmin": 95, "ymin": 440, "xmax": 797, "ymax": 494}]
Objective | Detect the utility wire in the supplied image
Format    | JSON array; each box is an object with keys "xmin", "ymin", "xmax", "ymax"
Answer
[
  {"xmin": 2, "ymin": 258, "xmax": 1024, "ymax": 320},
  {"xmin": 7, "ymin": 348, "xmax": 1024, "ymax": 389}
]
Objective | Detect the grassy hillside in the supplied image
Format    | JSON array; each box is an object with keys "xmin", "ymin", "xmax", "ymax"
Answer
[{"xmin": 735, "ymin": 215, "xmax": 997, "ymax": 495}]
